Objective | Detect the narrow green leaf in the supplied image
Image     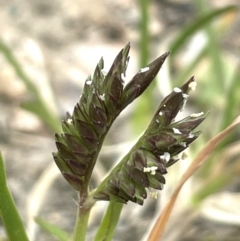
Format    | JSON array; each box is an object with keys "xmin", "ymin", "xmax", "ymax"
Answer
[
  {"xmin": 34, "ymin": 217, "xmax": 70, "ymax": 241},
  {"xmin": 0, "ymin": 152, "xmax": 30, "ymax": 241}
]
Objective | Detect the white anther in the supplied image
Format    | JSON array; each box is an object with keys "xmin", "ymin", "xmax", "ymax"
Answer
[
  {"xmin": 190, "ymin": 112, "xmax": 204, "ymax": 118},
  {"xmin": 189, "ymin": 81, "xmax": 197, "ymax": 91},
  {"xmin": 188, "ymin": 133, "xmax": 195, "ymax": 138},
  {"xmin": 149, "ymin": 191, "xmax": 158, "ymax": 199},
  {"xmin": 86, "ymin": 80, "xmax": 92, "ymax": 85},
  {"xmin": 121, "ymin": 73, "xmax": 127, "ymax": 83},
  {"xmin": 160, "ymin": 152, "xmax": 171, "ymax": 162},
  {"xmin": 101, "ymin": 69, "xmax": 107, "ymax": 76},
  {"xmin": 140, "ymin": 67, "xmax": 150, "ymax": 73},
  {"xmin": 173, "ymin": 87, "xmax": 182, "ymax": 93},
  {"xmin": 173, "ymin": 128, "xmax": 182, "ymax": 134},
  {"xmin": 143, "ymin": 166, "xmax": 158, "ymax": 175},
  {"xmin": 99, "ymin": 94, "xmax": 105, "ymax": 101},
  {"xmin": 179, "ymin": 142, "xmax": 187, "ymax": 147},
  {"xmin": 67, "ymin": 118, "xmax": 73, "ymax": 124}
]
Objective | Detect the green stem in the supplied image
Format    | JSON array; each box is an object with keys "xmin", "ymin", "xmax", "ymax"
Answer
[
  {"xmin": 72, "ymin": 205, "xmax": 91, "ymax": 241},
  {"xmin": 93, "ymin": 201, "xmax": 123, "ymax": 241}
]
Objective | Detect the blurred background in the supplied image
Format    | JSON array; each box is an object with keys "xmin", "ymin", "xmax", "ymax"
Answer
[{"xmin": 0, "ymin": 0, "xmax": 240, "ymax": 240}]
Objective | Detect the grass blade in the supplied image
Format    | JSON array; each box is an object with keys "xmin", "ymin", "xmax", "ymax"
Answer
[
  {"xmin": 21, "ymin": 99, "xmax": 61, "ymax": 133},
  {"xmin": 138, "ymin": 0, "xmax": 149, "ymax": 67},
  {"xmin": 0, "ymin": 40, "xmax": 38, "ymax": 95},
  {"xmin": 169, "ymin": 6, "xmax": 237, "ymax": 58},
  {"xmin": 34, "ymin": 217, "xmax": 70, "ymax": 241},
  {"xmin": 0, "ymin": 152, "xmax": 30, "ymax": 241},
  {"xmin": 220, "ymin": 67, "xmax": 240, "ymax": 130},
  {"xmin": 0, "ymin": 40, "xmax": 60, "ymax": 132}
]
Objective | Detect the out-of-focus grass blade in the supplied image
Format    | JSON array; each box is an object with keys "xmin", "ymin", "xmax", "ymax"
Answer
[
  {"xmin": 132, "ymin": 0, "xmax": 151, "ymax": 135},
  {"xmin": 34, "ymin": 217, "xmax": 69, "ymax": 241},
  {"xmin": 0, "ymin": 152, "xmax": 30, "ymax": 241},
  {"xmin": 146, "ymin": 115, "xmax": 240, "ymax": 241},
  {"xmin": 21, "ymin": 99, "xmax": 61, "ymax": 133},
  {"xmin": 138, "ymin": 0, "xmax": 149, "ymax": 67},
  {"xmin": 0, "ymin": 40, "xmax": 60, "ymax": 133},
  {"xmin": 220, "ymin": 67, "xmax": 240, "ymax": 130},
  {"xmin": 192, "ymin": 170, "xmax": 232, "ymax": 203},
  {"xmin": 0, "ymin": 40, "xmax": 38, "ymax": 95},
  {"xmin": 169, "ymin": 6, "xmax": 237, "ymax": 59},
  {"xmin": 193, "ymin": 140, "xmax": 240, "ymax": 203},
  {"xmin": 193, "ymin": 1, "xmax": 237, "ymax": 91},
  {"xmin": 174, "ymin": 47, "xmax": 207, "ymax": 86}
]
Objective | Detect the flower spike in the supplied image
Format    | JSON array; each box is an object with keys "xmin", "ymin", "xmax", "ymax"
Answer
[
  {"xmin": 53, "ymin": 43, "xmax": 169, "ymax": 195},
  {"xmin": 53, "ymin": 43, "xmax": 206, "ymax": 206}
]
